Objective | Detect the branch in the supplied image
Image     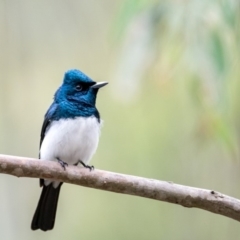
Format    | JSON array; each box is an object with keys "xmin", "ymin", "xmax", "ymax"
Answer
[{"xmin": 0, "ymin": 154, "xmax": 240, "ymax": 222}]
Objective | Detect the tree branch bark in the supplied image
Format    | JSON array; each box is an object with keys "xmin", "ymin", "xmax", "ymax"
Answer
[{"xmin": 0, "ymin": 154, "xmax": 239, "ymax": 222}]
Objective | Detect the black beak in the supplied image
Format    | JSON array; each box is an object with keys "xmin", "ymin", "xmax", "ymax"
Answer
[{"xmin": 91, "ymin": 82, "xmax": 108, "ymax": 89}]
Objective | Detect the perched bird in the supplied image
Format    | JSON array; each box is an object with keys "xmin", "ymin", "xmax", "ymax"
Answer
[{"xmin": 31, "ymin": 69, "xmax": 108, "ymax": 231}]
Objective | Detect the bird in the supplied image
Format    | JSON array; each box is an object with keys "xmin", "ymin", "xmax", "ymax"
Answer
[{"xmin": 31, "ymin": 69, "xmax": 108, "ymax": 231}]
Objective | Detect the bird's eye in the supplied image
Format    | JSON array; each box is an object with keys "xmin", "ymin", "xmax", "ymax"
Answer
[{"xmin": 75, "ymin": 84, "xmax": 82, "ymax": 91}]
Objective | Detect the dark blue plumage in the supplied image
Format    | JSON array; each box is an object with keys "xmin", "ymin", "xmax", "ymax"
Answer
[{"xmin": 31, "ymin": 69, "xmax": 107, "ymax": 231}]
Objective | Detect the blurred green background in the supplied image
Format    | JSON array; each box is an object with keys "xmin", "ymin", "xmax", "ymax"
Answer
[{"xmin": 1, "ymin": 0, "xmax": 240, "ymax": 239}]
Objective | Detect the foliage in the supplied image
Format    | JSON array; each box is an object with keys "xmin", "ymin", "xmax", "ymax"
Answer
[{"xmin": 112, "ymin": 0, "xmax": 240, "ymax": 156}]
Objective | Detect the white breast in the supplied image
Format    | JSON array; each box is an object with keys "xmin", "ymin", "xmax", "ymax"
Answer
[{"xmin": 40, "ymin": 116, "xmax": 101, "ymax": 166}]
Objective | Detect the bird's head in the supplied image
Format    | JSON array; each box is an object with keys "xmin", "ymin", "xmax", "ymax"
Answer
[{"xmin": 54, "ymin": 69, "xmax": 108, "ymax": 106}]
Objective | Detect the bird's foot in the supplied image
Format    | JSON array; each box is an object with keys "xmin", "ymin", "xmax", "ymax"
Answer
[
  {"xmin": 57, "ymin": 157, "xmax": 68, "ymax": 170},
  {"xmin": 78, "ymin": 160, "xmax": 94, "ymax": 171}
]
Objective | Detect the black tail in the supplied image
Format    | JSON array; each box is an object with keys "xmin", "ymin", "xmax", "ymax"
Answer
[{"xmin": 31, "ymin": 183, "xmax": 63, "ymax": 231}]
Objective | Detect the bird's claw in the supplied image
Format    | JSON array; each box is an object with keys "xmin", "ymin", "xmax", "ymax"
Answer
[
  {"xmin": 79, "ymin": 160, "xmax": 94, "ymax": 171},
  {"xmin": 57, "ymin": 157, "xmax": 68, "ymax": 170}
]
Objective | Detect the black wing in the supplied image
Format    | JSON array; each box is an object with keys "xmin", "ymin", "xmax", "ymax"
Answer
[
  {"xmin": 39, "ymin": 102, "xmax": 58, "ymax": 150},
  {"xmin": 39, "ymin": 102, "xmax": 58, "ymax": 187}
]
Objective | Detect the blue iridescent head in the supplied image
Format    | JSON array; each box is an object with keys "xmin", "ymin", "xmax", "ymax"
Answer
[{"xmin": 54, "ymin": 69, "xmax": 108, "ymax": 106}]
